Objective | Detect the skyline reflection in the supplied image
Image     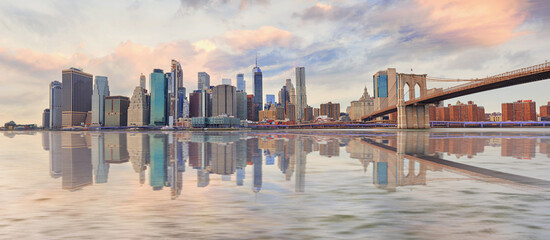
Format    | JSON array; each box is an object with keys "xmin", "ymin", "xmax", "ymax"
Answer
[{"xmin": 38, "ymin": 130, "xmax": 550, "ymax": 198}]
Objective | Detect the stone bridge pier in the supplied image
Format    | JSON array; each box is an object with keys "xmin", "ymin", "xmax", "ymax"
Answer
[{"xmin": 397, "ymin": 73, "xmax": 430, "ymax": 129}]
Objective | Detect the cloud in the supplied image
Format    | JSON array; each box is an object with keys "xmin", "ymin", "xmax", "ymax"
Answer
[{"xmin": 223, "ymin": 26, "xmax": 297, "ymax": 53}]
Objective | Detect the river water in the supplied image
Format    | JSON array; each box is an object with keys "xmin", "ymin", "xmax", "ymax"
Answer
[{"xmin": 1, "ymin": 129, "xmax": 550, "ymax": 239}]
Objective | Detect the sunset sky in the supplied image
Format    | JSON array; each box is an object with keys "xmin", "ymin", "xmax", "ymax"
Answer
[{"xmin": 1, "ymin": 0, "xmax": 549, "ymax": 124}]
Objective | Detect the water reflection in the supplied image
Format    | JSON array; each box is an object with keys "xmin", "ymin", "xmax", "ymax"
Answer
[{"xmin": 40, "ymin": 131, "xmax": 550, "ymax": 199}]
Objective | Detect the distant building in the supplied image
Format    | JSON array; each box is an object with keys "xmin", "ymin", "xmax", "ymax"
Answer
[
  {"xmin": 236, "ymin": 91, "xmax": 247, "ymax": 120},
  {"xmin": 349, "ymin": 87, "xmax": 374, "ymax": 121},
  {"xmin": 247, "ymin": 94, "xmax": 256, "ymax": 121},
  {"xmin": 104, "ymin": 96, "xmax": 130, "ymax": 127},
  {"xmin": 286, "ymin": 103, "xmax": 296, "ymax": 122},
  {"xmin": 373, "ymin": 68, "xmax": 398, "ymax": 118},
  {"xmin": 313, "ymin": 108, "xmax": 320, "ymax": 119},
  {"xmin": 320, "ymin": 102, "xmax": 340, "ymax": 120},
  {"xmin": 91, "ymin": 76, "xmax": 110, "ymax": 126},
  {"xmin": 128, "ymin": 86, "xmax": 150, "ymax": 126},
  {"xmin": 304, "ymin": 106, "xmax": 314, "ymax": 122},
  {"xmin": 295, "ymin": 67, "xmax": 307, "ymax": 122},
  {"xmin": 189, "ymin": 90, "xmax": 211, "ymax": 118},
  {"xmin": 253, "ymin": 59, "xmax": 263, "ymax": 121},
  {"xmin": 502, "ymin": 100, "xmax": 536, "ymax": 121},
  {"xmin": 432, "ymin": 101, "xmax": 485, "ymax": 122},
  {"xmin": 150, "ymin": 69, "xmax": 168, "ymax": 126},
  {"xmin": 140, "ymin": 73, "xmax": 147, "ymax": 89},
  {"xmin": 489, "ymin": 112, "xmax": 502, "ymax": 122},
  {"xmin": 42, "ymin": 109, "xmax": 50, "ymax": 128},
  {"xmin": 49, "ymin": 80, "xmax": 63, "ymax": 129},
  {"xmin": 198, "ymin": 72, "xmax": 210, "ymax": 90},
  {"xmin": 222, "ymin": 78, "xmax": 232, "ymax": 85},
  {"xmin": 236, "ymin": 73, "xmax": 245, "ymax": 92},
  {"xmin": 177, "ymin": 87, "xmax": 187, "ymax": 119},
  {"xmin": 259, "ymin": 104, "xmax": 277, "ymax": 121},
  {"xmin": 540, "ymin": 102, "xmax": 550, "ymax": 118},
  {"xmin": 285, "ymin": 79, "xmax": 296, "ymax": 105},
  {"xmin": 266, "ymin": 94, "xmax": 276, "ymax": 105},
  {"xmin": 61, "ymin": 68, "xmax": 93, "ymax": 127},
  {"xmin": 212, "ymin": 85, "xmax": 237, "ymax": 117}
]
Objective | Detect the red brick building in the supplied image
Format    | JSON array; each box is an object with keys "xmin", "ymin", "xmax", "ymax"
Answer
[
  {"xmin": 434, "ymin": 101, "xmax": 485, "ymax": 121},
  {"xmin": 539, "ymin": 102, "xmax": 550, "ymax": 117},
  {"xmin": 502, "ymin": 100, "xmax": 536, "ymax": 121}
]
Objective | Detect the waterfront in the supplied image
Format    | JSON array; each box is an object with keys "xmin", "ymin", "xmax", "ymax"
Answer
[{"xmin": 1, "ymin": 129, "xmax": 550, "ymax": 239}]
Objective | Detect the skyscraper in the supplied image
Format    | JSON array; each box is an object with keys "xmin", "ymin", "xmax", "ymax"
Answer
[
  {"xmin": 61, "ymin": 68, "xmax": 93, "ymax": 127},
  {"xmin": 253, "ymin": 57, "xmax": 263, "ymax": 121},
  {"xmin": 150, "ymin": 69, "xmax": 168, "ymax": 126},
  {"xmin": 140, "ymin": 73, "xmax": 146, "ymax": 89},
  {"xmin": 222, "ymin": 78, "xmax": 232, "ymax": 85},
  {"xmin": 42, "ymin": 109, "xmax": 50, "ymax": 128},
  {"xmin": 198, "ymin": 72, "xmax": 210, "ymax": 90},
  {"xmin": 104, "ymin": 96, "xmax": 130, "ymax": 127},
  {"xmin": 170, "ymin": 60, "xmax": 183, "ymax": 126},
  {"xmin": 265, "ymin": 94, "xmax": 275, "ymax": 109},
  {"xmin": 212, "ymin": 84, "xmax": 237, "ymax": 117},
  {"xmin": 236, "ymin": 91, "xmax": 247, "ymax": 120},
  {"xmin": 177, "ymin": 87, "xmax": 187, "ymax": 119},
  {"xmin": 285, "ymin": 79, "xmax": 296, "ymax": 105},
  {"xmin": 236, "ymin": 73, "xmax": 245, "ymax": 92},
  {"xmin": 49, "ymin": 80, "xmax": 63, "ymax": 129},
  {"xmin": 128, "ymin": 86, "xmax": 150, "ymax": 126},
  {"xmin": 91, "ymin": 76, "xmax": 110, "ymax": 126},
  {"xmin": 295, "ymin": 67, "xmax": 307, "ymax": 122}
]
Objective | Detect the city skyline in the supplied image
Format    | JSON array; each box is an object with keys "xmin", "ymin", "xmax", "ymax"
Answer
[{"xmin": 1, "ymin": 1, "xmax": 550, "ymax": 124}]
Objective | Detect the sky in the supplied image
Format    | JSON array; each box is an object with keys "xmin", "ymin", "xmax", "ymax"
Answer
[{"xmin": 0, "ymin": 0, "xmax": 549, "ymax": 124}]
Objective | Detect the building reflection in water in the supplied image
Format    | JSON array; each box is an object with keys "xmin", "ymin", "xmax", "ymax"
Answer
[{"xmin": 41, "ymin": 130, "xmax": 550, "ymax": 198}]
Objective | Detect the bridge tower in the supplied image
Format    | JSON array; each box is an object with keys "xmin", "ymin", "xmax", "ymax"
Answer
[{"xmin": 397, "ymin": 73, "xmax": 430, "ymax": 129}]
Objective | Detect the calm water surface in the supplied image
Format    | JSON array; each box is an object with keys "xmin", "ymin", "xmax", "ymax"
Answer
[{"xmin": 1, "ymin": 129, "xmax": 550, "ymax": 239}]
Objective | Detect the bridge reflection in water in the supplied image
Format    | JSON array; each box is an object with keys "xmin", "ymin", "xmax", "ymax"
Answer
[{"xmin": 41, "ymin": 130, "xmax": 550, "ymax": 199}]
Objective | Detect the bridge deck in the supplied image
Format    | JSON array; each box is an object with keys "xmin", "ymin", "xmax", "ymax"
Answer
[{"xmin": 362, "ymin": 62, "xmax": 550, "ymax": 121}]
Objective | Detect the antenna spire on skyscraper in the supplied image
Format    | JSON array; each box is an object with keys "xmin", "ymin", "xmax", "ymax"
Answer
[{"xmin": 255, "ymin": 53, "xmax": 258, "ymax": 67}]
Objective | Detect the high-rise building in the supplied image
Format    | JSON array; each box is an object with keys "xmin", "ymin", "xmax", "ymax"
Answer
[
  {"xmin": 286, "ymin": 103, "xmax": 296, "ymax": 122},
  {"xmin": 169, "ymin": 60, "xmax": 183, "ymax": 126},
  {"xmin": 236, "ymin": 91, "xmax": 247, "ymax": 120},
  {"xmin": 247, "ymin": 94, "xmax": 255, "ymax": 121},
  {"xmin": 189, "ymin": 90, "xmax": 211, "ymax": 118},
  {"xmin": 198, "ymin": 72, "xmax": 210, "ymax": 90},
  {"xmin": 540, "ymin": 102, "xmax": 550, "ymax": 118},
  {"xmin": 237, "ymin": 73, "xmax": 245, "ymax": 92},
  {"xmin": 253, "ymin": 58, "xmax": 263, "ymax": 120},
  {"xmin": 61, "ymin": 68, "xmax": 93, "ymax": 127},
  {"xmin": 140, "ymin": 73, "xmax": 146, "ymax": 89},
  {"xmin": 502, "ymin": 100, "xmax": 536, "ymax": 121},
  {"xmin": 212, "ymin": 84, "xmax": 237, "ymax": 117},
  {"xmin": 49, "ymin": 81, "xmax": 63, "ymax": 129},
  {"xmin": 177, "ymin": 87, "xmax": 187, "ymax": 119},
  {"xmin": 128, "ymin": 86, "xmax": 150, "ymax": 126},
  {"xmin": 104, "ymin": 96, "xmax": 130, "ymax": 127},
  {"xmin": 222, "ymin": 78, "xmax": 232, "ymax": 85},
  {"xmin": 42, "ymin": 109, "xmax": 50, "ymax": 128},
  {"xmin": 150, "ymin": 69, "xmax": 168, "ymax": 126},
  {"xmin": 295, "ymin": 67, "xmax": 307, "ymax": 122},
  {"xmin": 265, "ymin": 94, "xmax": 275, "ymax": 110},
  {"xmin": 320, "ymin": 102, "xmax": 340, "ymax": 120},
  {"xmin": 304, "ymin": 106, "xmax": 314, "ymax": 122},
  {"xmin": 285, "ymin": 79, "xmax": 296, "ymax": 105},
  {"xmin": 91, "ymin": 76, "xmax": 110, "ymax": 126}
]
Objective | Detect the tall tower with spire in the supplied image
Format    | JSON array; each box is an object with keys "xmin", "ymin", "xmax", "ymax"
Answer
[{"xmin": 252, "ymin": 54, "xmax": 263, "ymax": 121}]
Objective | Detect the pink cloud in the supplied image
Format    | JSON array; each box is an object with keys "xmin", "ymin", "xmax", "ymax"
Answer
[
  {"xmin": 418, "ymin": 0, "xmax": 528, "ymax": 46},
  {"xmin": 224, "ymin": 26, "xmax": 295, "ymax": 52}
]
